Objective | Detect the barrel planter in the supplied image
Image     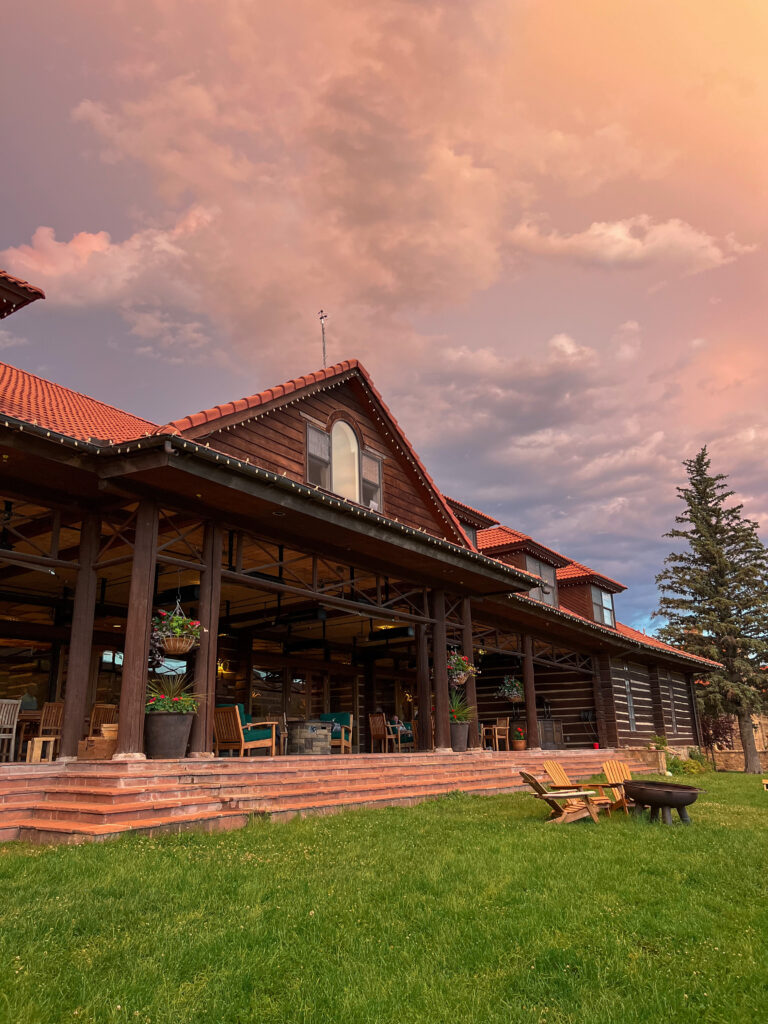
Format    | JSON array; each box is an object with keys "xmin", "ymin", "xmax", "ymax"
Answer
[
  {"xmin": 144, "ymin": 712, "xmax": 195, "ymax": 759},
  {"xmin": 450, "ymin": 721, "xmax": 470, "ymax": 752}
]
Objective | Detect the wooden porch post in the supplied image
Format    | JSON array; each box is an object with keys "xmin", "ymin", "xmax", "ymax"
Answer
[
  {"xmin": 592, "ymin": 653, "xmax": 618, "ymax": 748},
  {"xmin": 115, "ymin": 500, "xmax": 159, "ymax": 759},
  {"xmin": 431, "ymin": 589, "xmax": 451, "ymax": 751},
  {"xmin": 415, "ymin": 623, "xmax": 432, "ymax": 750},
  {"xmin": 647, "ymin": 664, "xmax": 667, "ymax": 736},
  {"xmin": 522, "ymin": 633, "xmax": 540, "ymax": 749},
  {"xmin": 461, "ymin": 597, "xmax": 479, "ymax": 748},
  {"xmin": 686, "ymin": 672, "xmax": 703, "ymax": 746},
  {"xmin": 189, "ymin": 522, "xmax": 222, "ymax": 756},
  {"xmin": 59, "ymin": 514, "xmax": 101, "ymax": 758}
]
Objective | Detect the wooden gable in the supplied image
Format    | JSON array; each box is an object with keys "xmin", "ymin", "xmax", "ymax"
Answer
[{"xmin": 192, "ymin": 372, "xmax": 467, "ymax": 544}]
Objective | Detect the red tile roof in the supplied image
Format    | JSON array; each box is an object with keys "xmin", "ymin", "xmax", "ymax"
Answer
[
  {"xmin": 515, "ymin": 593, "xmax": 720, "ymax": 668},
  {"xmin": 0, "ymin": 269, "xmax": 45, "ymax": 320},
  {"xmin": 477, "ymin": 525, "xmax": 530, "ymax": 549},
  {"xmin": 444, "ymin": 496, "xmax": 499, "ymax": 528},
  {"xmin": 160, "ymin": 359, "xmax": 361, "ymax": 435},
  {"xmin": 0, "ymin": 361, "xmax": 158, "ymax": 443},
  {"xmin": 556, "ymin": 560, "xmax": 626, "ymax": 592}
]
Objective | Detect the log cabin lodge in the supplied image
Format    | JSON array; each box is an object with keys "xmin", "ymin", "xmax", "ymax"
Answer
[{"xmin": 0, "ymin": 270, "xmax": 717, "ymax": 769}]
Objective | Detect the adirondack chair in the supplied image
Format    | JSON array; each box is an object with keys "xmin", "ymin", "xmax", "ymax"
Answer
[
  {"xmin": 368, "ymin": 713, "xmax": 398, "ymax": 753},
  {"xmin": 519, "ymin": 770, "xmax": 600, "ymax": 824},
  {"xmin": 88, "ymin": 703, "xmax": 118, "ymax": 738},
  {"xmin": 213, "ymin": 705, "xmax": 277, "ymax": 757},
  {"xmin": 542, "ymin": 759, "xmax": 613, "ymax": 815},
  {"xmin": 601, "ymin": 759, "xmax": 636, "ymax": 814}
]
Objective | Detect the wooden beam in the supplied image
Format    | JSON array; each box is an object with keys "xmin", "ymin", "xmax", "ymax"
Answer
[
  {"xmin": 431, "ymin": 589, "xmax": 450, "ymax": 750},
  {"xmin": 647, "ymin": 665, "xmax": 666, "ymax": 736},
  {"xmin": 115, "ymin": 500, "xmax": 158, "ymax": 758},
  {"xmin": 415, "ymin": 623, "xmax": 432, "ymax": 750},
  {"xmin": 522, "ymin": 633, "xmax": 539, "ymax": 749},
  {"xmin": 189, "ymin": 523, "xmax": 222, "ymax": 755},
  {"xmin": 462, "ymin": 597, "xmax": 479, "ymax": 748},
  {"xmin": 59, "ymin": 515, "xmax": 101, "ymax": 758}
]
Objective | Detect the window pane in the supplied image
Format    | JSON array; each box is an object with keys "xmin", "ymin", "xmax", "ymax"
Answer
[
  {"xmin": 307, "ymin": 425, "xmax": 331, "ymax": 488},
  {"xmin": 331, "ymin": 421, "xmax": 360, "ymax": 501}
]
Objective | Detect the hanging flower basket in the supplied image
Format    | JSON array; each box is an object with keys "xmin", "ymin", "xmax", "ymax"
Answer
[
  {"xmin": 496, "ymin": 676, "xmax": 524, "ymax": 702},
  {"xmin": 447, "ymin": 650, "xmax": 478, "ymax": 687},
  {"xmin": 162, "ymin": 635, "xmax": 196, "ymax": 656},
  {"xmin": 152, "ymin": 600, "xmax": 202, "ymax": 657}
]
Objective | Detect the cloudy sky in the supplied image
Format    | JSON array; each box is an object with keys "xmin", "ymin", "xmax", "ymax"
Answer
[{"xmin": 2, "ymin": 1, "xmax": 767, "ymax": 629}]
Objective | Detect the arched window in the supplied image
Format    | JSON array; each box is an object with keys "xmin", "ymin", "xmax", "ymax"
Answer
[{"xmin": 331, "ymin": 421, "xmax": 360, "ymax": 502}]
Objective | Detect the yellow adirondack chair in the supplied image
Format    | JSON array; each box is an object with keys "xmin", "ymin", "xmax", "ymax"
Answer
[
  {"xmin": 542, "ymin": 759, "xmax": 614, "ymax": 815},
  {"xmin": 601, "ymin": 759, "xmax": 636, "ymax": 814},
  {"xmin": 519, "ymin": 770, "xmax": 600, "ymax": 825}
]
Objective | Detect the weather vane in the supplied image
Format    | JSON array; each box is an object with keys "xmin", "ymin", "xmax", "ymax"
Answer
[{"xmin": 318, "ymin": 309, "xmax": 328, "ymax": 368}]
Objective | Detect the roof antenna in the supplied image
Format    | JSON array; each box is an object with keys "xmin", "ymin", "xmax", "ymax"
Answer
[{"xmin": 318, "ymin": 309, "xmax": 328, "ymax": 368}]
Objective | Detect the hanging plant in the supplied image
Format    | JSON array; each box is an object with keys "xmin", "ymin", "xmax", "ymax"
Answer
[
  {"xmin": 447, "ymin": 650, "xmax": 478, "ymax": 686},
  {"xmin": 495, "ymin": 676, "xmax": 524, "ymax": 702},
  {"xmin": 152, "ymin": 598, "xmax": 202, "ymax": 656}
]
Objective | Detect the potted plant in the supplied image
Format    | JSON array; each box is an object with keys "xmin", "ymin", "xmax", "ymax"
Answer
[
  {"xmin": 152, "ymin": 607, "xmax": 202, "ymax": 656},
  {"xmin": 495, "ymin": 676, "xmax": 524, "ymax": 702},
  {"xmin": 448, "ymin": 689, "xmax": 474, "ymax": 752},
  {"xmin": 144, "ymin": 672, "xmax": 199, "ymax": 759},
  {"xmin": 447, "ymin": 650, "xmax": 478, "ymax": 687},
  {"xmin": 511, "ymin": 724, "xmax": 526, "ymax": 751}
]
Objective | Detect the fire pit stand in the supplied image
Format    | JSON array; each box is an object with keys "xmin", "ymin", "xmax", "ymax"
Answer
[{"xmin": 623, "ymin": 779, "xmax": 704, "ymax": 826}]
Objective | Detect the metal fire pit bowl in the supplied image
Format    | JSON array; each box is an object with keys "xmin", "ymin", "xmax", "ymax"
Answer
[{"xmin": 623, "ymin": 779, "xmax": 704, "ymax": 825}]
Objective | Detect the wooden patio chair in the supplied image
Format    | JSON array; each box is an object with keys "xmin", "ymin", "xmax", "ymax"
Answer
[
  {"xmin": 601, "ymin": 759, "xmax": 636, "ymax": 815},
  {"xmin": 88, "ymin": 703, "xmax": 118, "ymax": 738},
  {"xmin": 0, "ymin": 699, "xmax": 21, "ymax": 763},
  {"xmin": 483, "ymin": 717, "xmax": 509, "ymax": 751},
  {"xmin": 278, "ymin": 712, "xmax": 289, "ymax": 755},
  {"xmin": 27, "ymin": 701, "xmax": 65, "ymax": 762},
  {"xmin": 213, "ymin": 705, "xmax": 277, "ymax": 757},
  {"xmin": 368, "ymin": 713, "xmax": 398, "ymax": 753},
  {"xmin": 542, "ymin": 759, "xmax": 613, "ymax": 815},
  {"xmin": 519, "ymin": 770, "xmax": 600, "ymax": 824}
]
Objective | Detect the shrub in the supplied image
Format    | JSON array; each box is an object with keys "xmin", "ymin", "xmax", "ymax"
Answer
[
  {"xmin": 687, "ymin": 747, "xmax": 712, "ymax": 770},
  {"xmin": 667, "ymin": 754, "xmax": 706, "ymax": 775}
]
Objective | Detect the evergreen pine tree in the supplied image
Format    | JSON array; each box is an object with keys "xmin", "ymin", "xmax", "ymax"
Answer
[{"xmin": 654, "ymin": 447, "xmax": 768, "ymax": 773}]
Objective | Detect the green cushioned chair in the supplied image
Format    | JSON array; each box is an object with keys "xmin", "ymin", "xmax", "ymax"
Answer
[
  {"xmin": 318, "ymin": 712, "xmax": 353, "ymax": 754},
  {"xmin": 214, "ymin": 705, "xmax": 276, "ymax": 757}
]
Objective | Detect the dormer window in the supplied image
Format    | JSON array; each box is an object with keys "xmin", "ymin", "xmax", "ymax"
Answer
[
  {"xmin": 331, "ymin": 421, "xmax": 360, "ymax": 501},
  {"xmin": 306, "ymin": 421, "xmax": 382, "ymax": 510},
  {"xmin": 591, "ymin": 585, "xmax": 615, "ymax": 627},
  {"xmin": 525, "ymin": 555, "xmax": 558, "ymax": 607}
]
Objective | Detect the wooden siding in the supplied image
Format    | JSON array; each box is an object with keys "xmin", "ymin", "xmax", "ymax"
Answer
[
  {"xmin": 611, "ymin": 659, "xmax": 655, "ymax": 744},
  {"xmin": 197, "ymin": 379, "xmax": 459, "ymax": 541},
  {"xmin": 658, "ymin": 668, "xmax": 696, "ymax": 743},
  {"xmin": 475, "ymin": 667, "xmax": 598, "ymax": 749},
  {"xmin": 558, "ymin": 584, "xmax": 594, "ymax": 621}
]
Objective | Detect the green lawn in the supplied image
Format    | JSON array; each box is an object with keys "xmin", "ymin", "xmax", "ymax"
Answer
[{"xmin": 1, "ymin": 773, "xmax": 767, "ymax": 1024}]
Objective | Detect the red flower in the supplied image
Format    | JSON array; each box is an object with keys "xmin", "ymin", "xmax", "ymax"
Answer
[
  {"xmin": 160, "ymin": 694, "xmax": 166, "ymax": 699},
  {"xmin": 172, "ymin": 697, "xmax": 180, "ymax": 701}
]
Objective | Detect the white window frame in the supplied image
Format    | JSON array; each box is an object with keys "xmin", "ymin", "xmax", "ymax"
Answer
[{"xmin": 591, "ymin": 585, "xmax": 615, "ymax": 627}]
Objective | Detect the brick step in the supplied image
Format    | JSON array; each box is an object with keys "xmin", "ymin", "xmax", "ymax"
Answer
[
  {"xmin": 0, "ymin": 795, "xmax": 229, "ymax": 826},
  {"xmin": 47, "ymin": 755, "xmax": 620, "ymax": 791},
  {"xmin": 9, "ymin": 808, "xmax": 250, "ymax": 845}
]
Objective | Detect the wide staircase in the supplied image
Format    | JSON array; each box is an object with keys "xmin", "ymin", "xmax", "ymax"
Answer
[{"xmin": 0, "ymin": 748, "xmax": 652, "ymax": 845}]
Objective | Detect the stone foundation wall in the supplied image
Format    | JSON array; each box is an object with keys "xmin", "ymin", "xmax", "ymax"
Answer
[
  {"xmin": 712, "ymin": 749, "xmax": 768, "ymax": 772},
  {"xmin": 621, "ymin": 747, "xmax": 667, "ymax": 772}
]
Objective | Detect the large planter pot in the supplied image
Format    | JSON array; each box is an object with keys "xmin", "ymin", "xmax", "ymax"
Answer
[
  {"xmin": 144, "ymin": 712, "xmax": 195, "ymax": 759},
  {"xmin": 511, "ymin": 739, "xmax": 526, "ymax": 751},
  {"xmin": 450, "ymin": 721, "xmax": 470, "ymax": 752}
]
